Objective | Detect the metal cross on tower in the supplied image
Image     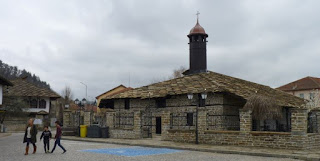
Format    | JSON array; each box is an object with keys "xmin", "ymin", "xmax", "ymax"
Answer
[{"xmin": 196, "ymin": 11, "xmax": 200, "ymax": 22}]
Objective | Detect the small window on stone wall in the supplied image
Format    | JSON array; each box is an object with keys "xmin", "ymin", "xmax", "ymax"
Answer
[
  {"xmin": 39, "ymin": 99, "xmax": 46, "ymax": 109},
  {"xmin": 124, "ymin": 99, "xmax": 130, "ymax": 110},
  {"xmin": 198, "ymin": 94, "xmax": 206, "ymax": 107},
  {"xmin": 156, "ymin": 98, "xmax": 166, "ymax": 108},
  {"xmin": 186, "ymin": 113, "xmax": 194, "ymax": 126},
  {"xmin": 107, "ymin": 100, "xmax": 115, "ymax": 109}
]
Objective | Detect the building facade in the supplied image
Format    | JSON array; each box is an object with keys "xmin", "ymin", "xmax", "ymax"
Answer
[
  {"xmin": 0, "ymin": 75, "xmax": 13, "ymax": 107},
  {"xmin": 96, "ymin": 84, "xmax": 132, "ymax": 109},
  {"xmin": 277, "ymin": 77, "xmax": 320, "ymax": 109},
  {"xmin": 97, "ymin": 18, "xmax": 320, "ymax": 150},
  {"xmin": 2, "ymin": 78, "xmax": 60, "ymax": 131}
]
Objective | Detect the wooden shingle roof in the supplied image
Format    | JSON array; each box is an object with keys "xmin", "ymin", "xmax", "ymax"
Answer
[
  {"xmin": 4, "ymin": 79, "xmax": 60, "ymax": 98},
  {"xmin": 107, "ymin": 71, "xmax": 305, "ymax": 108}
]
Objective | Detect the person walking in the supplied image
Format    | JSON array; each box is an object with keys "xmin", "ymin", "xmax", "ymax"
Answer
[
  {"xmin": 40, "ymin": 126, "xmax": 52, "ymax": 153},
  {"xmin": 51, "ymin": 121, "xmax": 66, "ymax": 154},
  {"xmin": 23, "ymin": 118, "xmax": 38, "ymax": 155}
]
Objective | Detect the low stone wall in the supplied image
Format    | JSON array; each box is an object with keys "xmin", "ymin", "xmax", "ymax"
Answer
[
  {"xmin": 109, "ymin": 128, "xmax": 137, "ymax": 139},
  {"xmin": 306, "ymin": 133, "xmax": 320, "ymax": 149},
  {"xmin": 163, "ymin": 129, "xmax": 320, "ymax": 150},
  {"xmin": 4, "ymin": 120, "xmax": 26, "ymax": 131},
  {"xmin": 161, "ymin": 108, "xmax": 320, "ymax": 150},
  {"xmin": 3, "ymin": 115, "xmax": 29, "ymax": 132},
  {"xmin": 164, "ymin": 129, "xmax": 196, "ymax": 143},
  {"xmin": 201, "ymin": 131, "xmax": 306, "ymax": 149}
]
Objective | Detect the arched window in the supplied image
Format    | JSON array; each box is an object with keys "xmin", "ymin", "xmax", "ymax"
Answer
[
  {"xmin": 30, "ymin": 99, "xmax": 38, "ymax": 108},
  {"xmin": 39, "ymin": 99, "xmax": 46, "ymax": 109}
]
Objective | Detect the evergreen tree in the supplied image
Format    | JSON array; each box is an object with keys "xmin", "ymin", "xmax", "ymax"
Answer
[{"xmin": 0, "ymin": 60, "xmax": 50, "ymax": 89}]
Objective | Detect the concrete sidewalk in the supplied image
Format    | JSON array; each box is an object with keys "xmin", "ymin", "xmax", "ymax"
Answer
[
  {"xmin": 62, "ymin": 136, "xmax": 320, "ymax": 161},
  {"xmin": 0, "ymin": 133, "xmax": 11, "ymax": 138}
]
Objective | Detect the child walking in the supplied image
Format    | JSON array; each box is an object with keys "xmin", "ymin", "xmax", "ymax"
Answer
[
  {"xmin": 51, "ymin": 121, "xmax": 66, "ymax": 154},
  {"xmin": 40, "ymin": 126, "xmax": 52, "ymax": 153}
]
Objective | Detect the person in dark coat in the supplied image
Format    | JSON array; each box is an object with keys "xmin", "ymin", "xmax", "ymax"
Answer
[
  {"xmin": 23, "ymin": 118, "xmax": 38, "ymax": 155},
  {"xmin": 51, "ymin": 121, "xmax": 66, "ymax": 154},
  {"xmin": 40, "ymin": 126, "xmax": 52, "ymax": 153}
]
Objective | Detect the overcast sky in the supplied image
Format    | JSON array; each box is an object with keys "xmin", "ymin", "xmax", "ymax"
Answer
[{"xmin": 1, "ymin": 0, "xmax": 320, "ymax": 101}]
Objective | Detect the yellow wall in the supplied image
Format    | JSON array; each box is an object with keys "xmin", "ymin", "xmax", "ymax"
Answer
[{"xmin": 96, "ymin": 85, "xmax": 127, "ymax": 107}]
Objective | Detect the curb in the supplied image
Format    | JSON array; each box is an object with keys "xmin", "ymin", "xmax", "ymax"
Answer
[{"xmin": 62, "ymin": 137, "xmax": 319, "ymax": 161}]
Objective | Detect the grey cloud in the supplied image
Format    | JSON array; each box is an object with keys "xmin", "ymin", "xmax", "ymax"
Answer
[{"xmin": 1, "ymin": 0, "xmax": 320, "ymax": 100}]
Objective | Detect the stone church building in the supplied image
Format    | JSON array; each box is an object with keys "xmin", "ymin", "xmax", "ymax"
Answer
[{"xmin": 100, "ymin": 18, "xmax": 320, "ymax": 150}]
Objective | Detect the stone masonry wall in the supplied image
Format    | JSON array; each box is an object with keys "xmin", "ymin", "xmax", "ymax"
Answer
[
  {"xmin": 109, "ymin": 129, "xmax": 136, "ymax": 139},
  {"xmin": 108, "ymin": 93, "xmax": 320, "ymax": 150},
  {"xmin": 164, "ymin": 107, "xmax": 320, "ymax": 150},
  {"xmin": 291, "ymin": 109, "xmax": 308, "ymax": 135},
  {"xmin": 109, "ymin": 110, "xmax": 142, "ymax": 139},
  {"xmin": 200, "ymin": 131, "xmax": 313, "ymax": 149}
]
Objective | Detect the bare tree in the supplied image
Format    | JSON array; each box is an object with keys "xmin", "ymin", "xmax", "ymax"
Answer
[
  {"xmin": 149, "ymin": 66, "xmax": 187, "ymax": 84},
  {"xmin": 61, "ymin": 86, "xmax": 73, "ymax": 103},
  {"xmin": 171, "ymin": 66, "xmax": 186, "ymax": 79}
]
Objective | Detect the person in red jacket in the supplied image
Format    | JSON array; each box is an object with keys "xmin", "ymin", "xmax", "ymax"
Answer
[{"xmin": 50, "ymin": 121, "xmax": 66, "ymax": 154}]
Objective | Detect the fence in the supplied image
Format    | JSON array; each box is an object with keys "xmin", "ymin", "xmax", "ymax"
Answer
[
  {"xmin": 170, "ymin": 112, "xmax": 196, "ymax": 130},
  {"xmin": 113, "ymin": 112, "xmax": 134, "ymax": 129},
  {"xmin": 141, "ymin": 111, "xmax": 153, "ymax": 138},
  {"xmin": 206, "ymin": 114, "xmax": 240, "ymax": 131}
]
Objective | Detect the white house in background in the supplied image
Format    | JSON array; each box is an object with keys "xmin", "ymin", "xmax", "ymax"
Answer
[
  {"xmin": 3, "ymin": 77, "xmax": 60, "ymax": 124},
  {"xmin": 0, "ymin": 75, "xmax": 13, "ymax": 107},
  {"xmin": 277, "ymin": 76, "xmax": 320, "ymax": 108}
]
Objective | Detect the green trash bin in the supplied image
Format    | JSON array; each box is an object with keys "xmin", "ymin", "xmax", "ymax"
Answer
[{"xmin": 80, "ymin": 125, "xmax": 88, "ymax": 138}]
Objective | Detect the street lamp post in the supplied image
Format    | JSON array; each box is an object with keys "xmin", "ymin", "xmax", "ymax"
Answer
[
  {"xmin": 75, "ymin": 98, "xmax": 87, "ymax": 126},
  {"xmin": 80, "ymin": 82, "xmax": 87, "ymax": 100},
  {"xmin": 80, "ymin": 82, "xmax": 89, "ymax": 124},
  {"xmin": 187, "ymin": 89, "xmax": 207, "ymax": 144}
]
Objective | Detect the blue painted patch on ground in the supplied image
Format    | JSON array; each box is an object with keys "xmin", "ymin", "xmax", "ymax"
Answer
[{"xmin": 81, "ymin": 147, "xmax": 182, "ymax": 157}]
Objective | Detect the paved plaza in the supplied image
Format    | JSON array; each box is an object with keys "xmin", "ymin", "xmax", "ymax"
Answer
[{"xmin": 0, "ymin": 133, "xmax": 301, "ymax": 161}]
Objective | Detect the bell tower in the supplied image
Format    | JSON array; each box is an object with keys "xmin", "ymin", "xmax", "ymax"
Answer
[{"xmin": 184, "ymin": 12, "xmax": 208, "ymax": 75}]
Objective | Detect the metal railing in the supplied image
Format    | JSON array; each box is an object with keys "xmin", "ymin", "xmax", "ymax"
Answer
[
  {"xmin": 170, "ymin": 112, "xmax": 196, "ymax": 130},
  {"xmin": 206, "ymin": 114, "xmax": 240, "ymax": 131},
  {"xmin": 113, "ymin": 112, "xmax": 134, "ymax": 128}
]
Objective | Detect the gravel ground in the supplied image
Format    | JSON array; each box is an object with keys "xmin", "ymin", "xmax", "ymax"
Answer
[{"xmin": 0, "ymin": 133, "xmax": 301, "ymax": 161}]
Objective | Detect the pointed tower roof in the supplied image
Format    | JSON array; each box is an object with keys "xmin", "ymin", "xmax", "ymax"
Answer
[{"xmin": 188, "ymin": 11, "xmax": 207, "ymax": 36}]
